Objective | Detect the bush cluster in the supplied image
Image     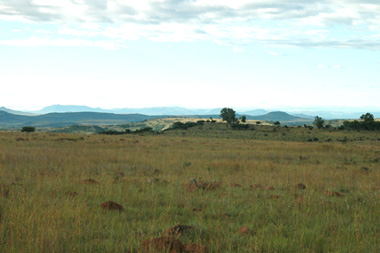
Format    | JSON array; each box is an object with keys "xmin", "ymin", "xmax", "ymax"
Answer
[
  {"xmin": 99, "ymin": 127, "xmax": 153, "ymax": 135},
  {"xmin": 342, "ymin": 113, "xmax": 380, "ymax": 131}
]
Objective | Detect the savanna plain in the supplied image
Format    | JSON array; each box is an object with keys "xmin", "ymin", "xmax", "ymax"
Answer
[{"xmin": 1, "ymin": 123, "xmax": 380, "ymax": 252}]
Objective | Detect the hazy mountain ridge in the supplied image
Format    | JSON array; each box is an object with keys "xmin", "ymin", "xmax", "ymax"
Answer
[
  {"xmin": 26, "ymin": 105, "xmax": 380, "ymax": 119},
  {"xmin": 30, "ymin": 105, "xmax": 222, "ymax": 116},
  {"xmin": 0, "ymin": 107, "xmax": 37, "ymax": 116},
  {"xmin": 0, "ymin": 110, "xmax": 312, "ymax": 129},
  {"xmin": 0, "ymin": 111, "xmax": 164, "ymax": 128}
]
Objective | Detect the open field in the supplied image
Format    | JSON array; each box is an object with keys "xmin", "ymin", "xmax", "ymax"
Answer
[{"xmin": 1, "ymin": 126, "xmax": 380, "ymax": 252}]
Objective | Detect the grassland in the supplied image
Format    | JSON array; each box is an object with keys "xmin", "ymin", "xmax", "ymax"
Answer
[{"xmin": 0, "ymin": 123, "xmax": 380, "ymax": 252}]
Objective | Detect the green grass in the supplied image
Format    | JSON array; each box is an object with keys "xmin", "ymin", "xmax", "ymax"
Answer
[{"xmin": 0, "ymin": 127, "xmax": 380, "ymax": 252}]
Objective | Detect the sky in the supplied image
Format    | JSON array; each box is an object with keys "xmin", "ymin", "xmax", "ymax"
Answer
[{"xmin": 0, "ymin": 0, "xmax": 380, "ymax": 111}]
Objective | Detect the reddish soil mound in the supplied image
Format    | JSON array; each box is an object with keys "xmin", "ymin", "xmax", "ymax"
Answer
[
  {"xmin": 295, "ymin": 183, "xmax": 306, "ymax": 190},
  {"xmin": 153, "ymin": 169, "xmax": 162, "ymax": 175},
  {"xmin": 77, "ymin": 178, "xmax": 99, "ymax": 184},
  {"xmin": 184, "ymin": 184, "xmax": 199, "ymax": 192},
  {"xmin": 294, "ymin": 194, "xmax": 304, "ymax": 204},
  {"xmin": 184, "ymin": 244, "xmax": 208, "ymax": 253},
  {"xmin": 66, "ymin": 191, "xmax": 78, "ymax": 197},
  {"xmin": 250, "ymin": 184, "xmax": 264, "ymax": 190},
  {"xmin": 165, "ymin": 225, "xmax": 195, "ymax": 237},
  {"xmin": 184, "ymin": 181, "xmax": 221, "ymax": 192},
  {"xmin": 222, "ymin": 213, "xmax": 232, "ymax": 219},
  {"xmin": 360, "ymin": 167, "xmax": 370, "ymax": 174},
  {"xmin": 0, "ymin": 184, "xmax": 9, "ymax": 198},
  {"xmin": 198, "ymin": 182, "xmax": 221, "ymax": 191},
  {"xmin": 139, "ymin": 237, "xmax": 184, "ymax": 253},
  {"xmin": 326, "ymin": 190, "xmax": 344, "ymax": 197},
  {"xmin": 114, "ymin": 172, "xmax": 125, "ymax": 178},
  {"xmin": 237, "ymin": 226, "xmax": 253, "ymax": 235},
  {"xmin": 100, "ymin": 201, "xmax": 124, "ymax": 211}
]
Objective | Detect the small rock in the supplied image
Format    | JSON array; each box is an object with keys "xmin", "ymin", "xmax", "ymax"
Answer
[{"xmin": 100, "ymin": 201, "xmax": 124, "ymax": 211}]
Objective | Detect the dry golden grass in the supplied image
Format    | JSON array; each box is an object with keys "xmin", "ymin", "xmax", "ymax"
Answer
[{"xmin": 0, "ymin": 129, "xmax": 380, "ymax": 252}]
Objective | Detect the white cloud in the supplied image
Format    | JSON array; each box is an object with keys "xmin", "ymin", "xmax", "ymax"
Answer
[
  {"xmin": 268, "ymin": 51, "xmax": 279, "ymax": 56},
  {"xmin": 233, "ymin": 47, "xmax": 244, "ymax": 53},
  {"xmin": 0, "ymin": 0, "xmax": 380, "ymax": 49},
  {"xmin": 0, "ymin": 36, "xmax": 121, "ymax": 49}
]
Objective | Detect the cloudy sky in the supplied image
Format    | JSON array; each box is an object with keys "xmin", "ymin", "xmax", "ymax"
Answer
[{"xmin": 1, "ymin": 0, "xmax": 380, "ymax": 111}]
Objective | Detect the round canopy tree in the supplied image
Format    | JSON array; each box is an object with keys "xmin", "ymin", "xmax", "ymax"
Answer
[{"xmin": 220, "ymin": 108, "xmax": 237, "ymax": 124}]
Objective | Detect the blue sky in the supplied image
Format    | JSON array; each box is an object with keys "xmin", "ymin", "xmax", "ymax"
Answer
[{"xmin": 1, "ymin": 0, "xmax": 380, "ymax": 111}]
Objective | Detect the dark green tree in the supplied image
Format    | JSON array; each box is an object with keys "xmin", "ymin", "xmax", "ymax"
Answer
[
  {"xmin": 21, "ymin": 126, "xmax": 36, "ymax": 133},
  {"xmin": 360, "ymin": 113, "xmax": 374, "ymax": 123},
  {"xmin": 360, "ymin": 113, "xmax": 375, "ymax": 130},
  {"xmin": 220, "ymin": 108, "xmax": 237, "ymax": 124},
  {"xmin": 274, "ymin": 121, "xmax": 281, "ymax": 126},
  {"xmin": 241, "ymin": 115, "xmax": 246, "ymax": 123},
  {"xmin": 314, "ymin": 116, "xmax": 325, "ymax": 129}
]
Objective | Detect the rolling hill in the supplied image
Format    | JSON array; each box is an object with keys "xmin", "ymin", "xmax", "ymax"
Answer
[{"xmin": 248, "ymin": 111, "xmax": 302, "ymax": 121}]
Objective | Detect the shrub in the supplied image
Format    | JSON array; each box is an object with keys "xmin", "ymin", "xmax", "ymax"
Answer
[
  {"xmin": 21, "ymin": 126, "xmax": 36, "ymax": 133},
  {"xmin": 231, "ymin": 123, "xmax": 249, "ymax": 130}
]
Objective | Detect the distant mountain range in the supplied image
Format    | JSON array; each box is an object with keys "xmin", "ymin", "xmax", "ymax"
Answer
[
  {"xmin": 0, "ymin": 106, "xmax": 36, "ymax": 116},
  {"xmin": 0, "ymin": 111, "xmax": 165, "ymax": 128},
  {"xmin": 1, "ymin": 105, "xmax": 379, "ymax": 128},
  {"xmin": 29, "ymin": 105, "xmax": 222, "ymax": 116},
  {"xmin": 0, "ymin": 110, "xmax": 312, "ymax": 128}
]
